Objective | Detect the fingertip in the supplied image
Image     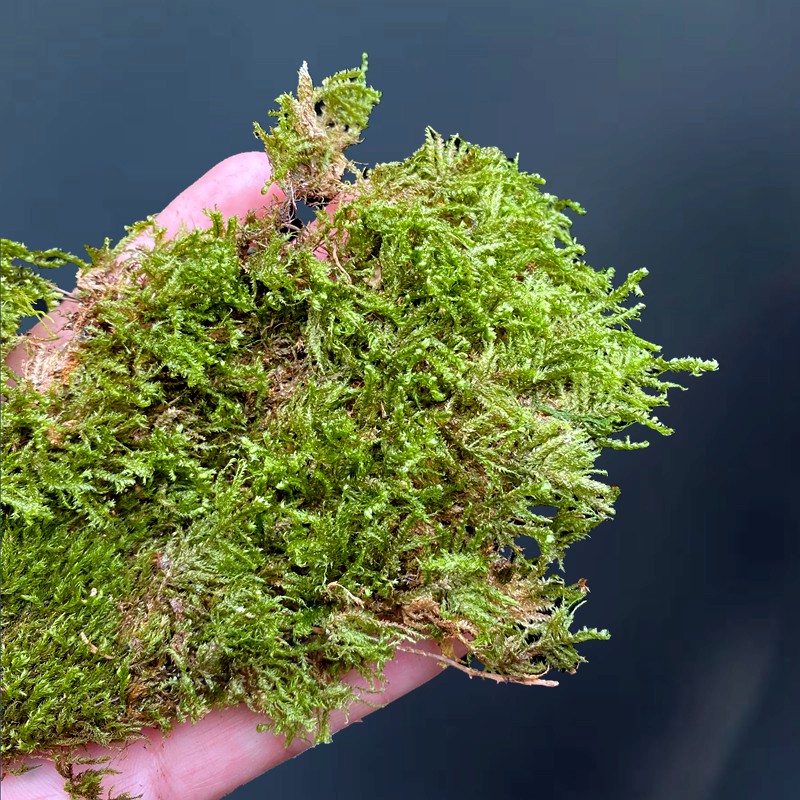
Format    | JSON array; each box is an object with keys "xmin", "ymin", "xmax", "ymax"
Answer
[
  {"xmin": 4, "ymin": 153, "xmax": 284, "ymax": 384},
  {"xmin": 155, "ymin": 152, "xmax": 285, "ymax": 238}
]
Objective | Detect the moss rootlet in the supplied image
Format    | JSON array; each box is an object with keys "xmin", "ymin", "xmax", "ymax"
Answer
[{"xmin": 1, "ymin": 54, "xmax": 717, "ymax": 769}]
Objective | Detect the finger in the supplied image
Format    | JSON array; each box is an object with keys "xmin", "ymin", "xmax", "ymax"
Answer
[
  {"xmin": 147, "ymin": 638, "xmax": 468, "ymax": 800},
  {"xmin": 4, "ymin": 296, "xmax": 81, "ymax": 385},
  {"xmin": 304, "ymin": 189, "xmax": 356, "ymax": 262},
  {"xmin": 2, "ymin": 640, "xmax": 465, "ymax": 800},
  {"xmin": 128, "ymin": 639, "xmax": 462, "ymax": 800},
  {"xmin": 133, "ymin": 151, "xmax": 285, "ymax": 244},
  {"xmin": 5, "ymin": 152, "xmax": 284, "ymax": 382}
]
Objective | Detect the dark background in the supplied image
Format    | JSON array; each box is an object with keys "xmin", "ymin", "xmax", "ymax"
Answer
[{"xmin": 3, "ymin": 1, "xmax": 798, "ymax": 798}]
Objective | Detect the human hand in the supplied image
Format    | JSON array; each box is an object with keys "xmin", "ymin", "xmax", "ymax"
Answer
[{"xmin": 2, "ymin": 152, "xmax": 463, "ymax": 800}]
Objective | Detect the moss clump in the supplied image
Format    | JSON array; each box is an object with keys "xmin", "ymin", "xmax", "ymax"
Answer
[{"xmin": 1, "ymin": 54, "xmax": 717, "ymax": 772}]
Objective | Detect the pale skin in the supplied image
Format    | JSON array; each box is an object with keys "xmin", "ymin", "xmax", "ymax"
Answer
[{"xmin": 2, "ymin": 152, "xmax": 465, "ymax": 800}]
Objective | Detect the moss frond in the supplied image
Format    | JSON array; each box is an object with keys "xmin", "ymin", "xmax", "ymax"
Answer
[{"xmin": 254, "ymin": 53, "xmax": 380, "ymax": 201}]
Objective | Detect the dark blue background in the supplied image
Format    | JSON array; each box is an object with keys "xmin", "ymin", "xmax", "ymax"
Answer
[{"xmin": 3, "ymin": 2, "xmax": 798, "ymax": 798}]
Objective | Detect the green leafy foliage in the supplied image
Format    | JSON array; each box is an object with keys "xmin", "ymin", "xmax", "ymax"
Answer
[
  {"xmin": 1, "ymin": 56, "xmax": 717, "ymax": 784},
  {"xmin": 0, "ymin": 241, "xmax": 84, "ymax": 362},
  {"xmin": 254, "ymin": 52, "xmax": 381, "ymax": 200}
]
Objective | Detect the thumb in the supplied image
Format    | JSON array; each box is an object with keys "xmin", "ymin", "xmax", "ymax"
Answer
[{"xmin": 5, "ymin": 152, "xmax": 284, "ymax": 384}]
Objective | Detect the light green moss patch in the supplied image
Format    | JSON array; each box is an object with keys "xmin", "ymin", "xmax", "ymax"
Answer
[{"xmin": 1, "ymin": 54, "xmax": 716, "ymax": 788}]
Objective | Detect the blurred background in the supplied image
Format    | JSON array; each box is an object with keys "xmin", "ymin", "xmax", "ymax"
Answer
[{"xmin": 3, "ymin": 1, "xmax": 798, "ymax": 798}]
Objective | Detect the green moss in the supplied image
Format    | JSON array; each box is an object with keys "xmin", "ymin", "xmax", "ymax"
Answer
[
  {"xmin": 1, "ymin": 241, "xmax": 82, "ymax": 362},
  {"xmin": 1, "ymin": 54, "xmax": 717, "ymax": 781}
]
